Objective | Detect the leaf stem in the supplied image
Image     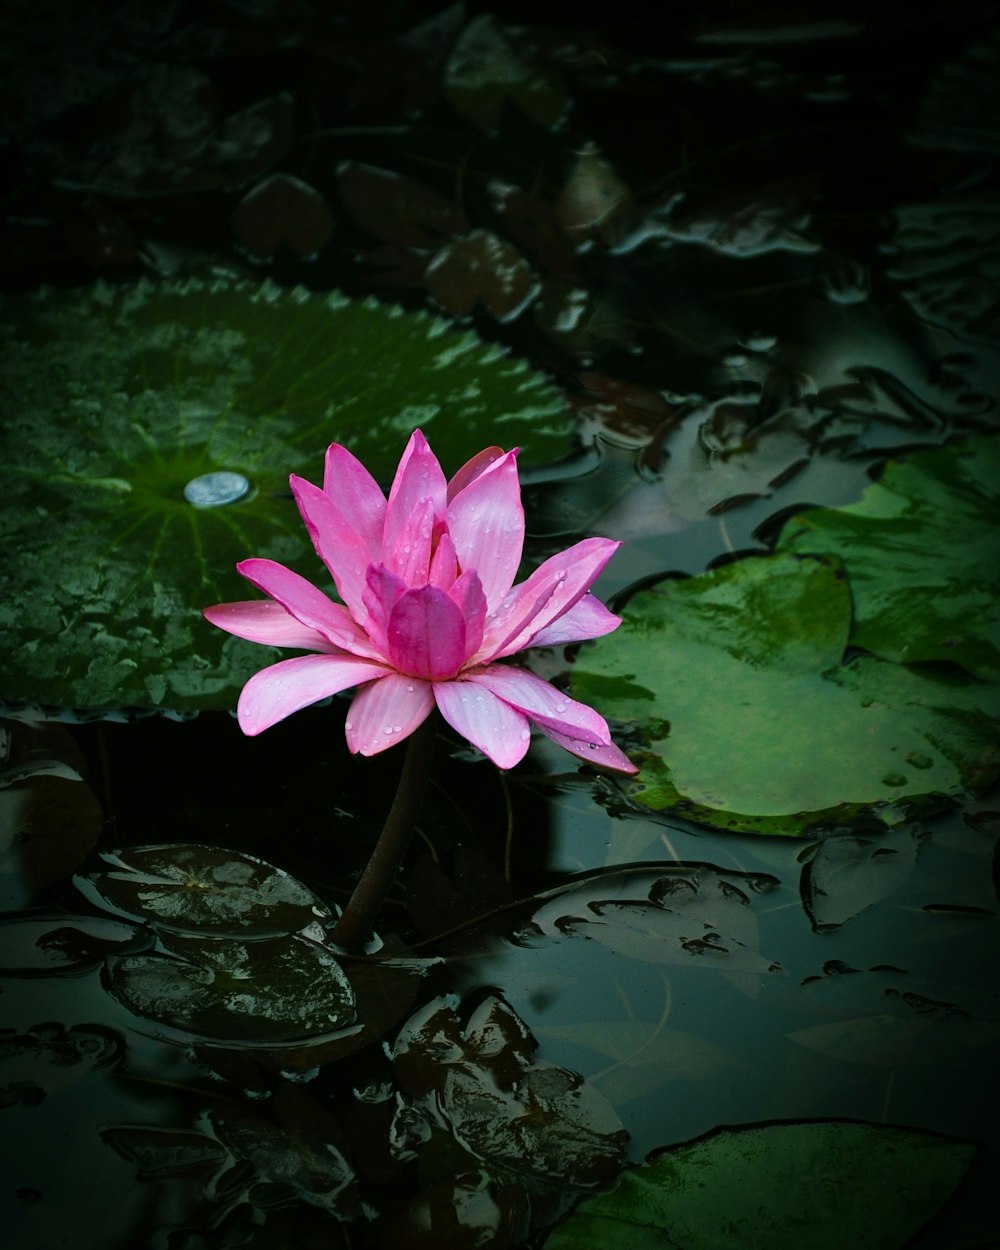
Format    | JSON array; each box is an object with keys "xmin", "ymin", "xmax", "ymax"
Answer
[{"xmin": 330, "ymin": 715, "xmax": 436, "ymax": 950}]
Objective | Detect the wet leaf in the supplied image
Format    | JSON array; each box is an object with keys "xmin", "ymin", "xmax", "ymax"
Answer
[
  {"xmin": 102, "ymin": 1126, "xmax": 228, "ymax": 1179},
  {"xmin": 544, "ymin": 1121, "xmax": 977, "ymax": 1250},
  {"xmin": 105, "ymin": 931, "xmax": 356, "ymax": 1042},
  {"xmin": 337, "ymin": 162, "xmax": 468, "ymax": 249},
  {"xmin": 0, "ymin": 914, "xmax": 144, "ymax": 974},
  {"xmin": 0, "ymin": 278, "xmax": 570, "ymax": 711},
  {"xmin": 572, "ymin": 553, "xmax": 1000, "ymax": 834},
  {"xmin": 778, "ymin": 438, "xmax": 1000, "ymax": 680},
  {"xmin": 424, "ymin": 229, "xmax": 539, "ymax": 321},
  {"xmin": 211, "ymin": 1084, "xmax": 358, "ymax": 1217},
  {"xmin": 801, "ymin": 826, "xmax": 923, "ymax": 931},
  {"xmin": 393, "ymin": 996, "xmax": 628, "ymax": 1189},
  {"xmin": 81, "ymin": 843, "xmax": 331, "ymax": 936},
  {"xmin": 444, "ymin": 15, "xmax": 569, "ymax": 131},
  {"xmin": 232, "ymin": 173, "xmax": 335, "ymax": 260}
]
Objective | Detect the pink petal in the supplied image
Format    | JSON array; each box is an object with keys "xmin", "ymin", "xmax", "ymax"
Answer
[
  {"xmin": 361, "ymin": 563, "xmax": 407, "ymax": 657},
  {"xmin": 203, "ymin": 600, "xmax": 339, "ymax": 652},
  {"xmin": 480, "ymin": 538, "xmax": 622, "ymax": 660},
  {"xmin": 447, "ymin": 569, "xmax": 487, "ymax": 658},
  {"xmin": 536, "ymin": 724, "xmax": 639, "ymax": 774},
  {"xmin": 464, "ymin": 665, "xmax": 613, "ymax": 743},
  {"xmin": 290, "ymin": 475, "xmax": 373, "ymax": 623},
  {"xmin": 446, "ymin": 450, "xmax": 524, "ymax": 610},
  {"xmin": 383, "ymin": 430, "xmax": 447, "ymax": 559},
  {"xmin": 322, "ymin": 443, "xmax": 387, "ymax": 556},
  {"xmin": 237, "ymin": 654, "xmax": 393, "ymax": 735},
  {"xmin": 345, "ymin": 674, "xmax": 435, "ymax": 756},
  {"xmin": 387, "ymin": 586, "xmax": 467, "ymax": 680},
  {"xmin": 384, "ymin": 496, "xmax": 435, "ymax": 585},
  {"xmin": 446, "ymin": 444, "xmax": 505, "ymax": 501},
  {"xmin": 427, "ymin": 530, "xmax": 459, "ymax": 591},
  {"xmin": 237, "ymin": 558, "xmax": 381, "ymax": 658},
  {"xmin": 526, "ymin": 593, "xmax": 621, "ymax": 647},
  {"xmin": 433, "ymin": 680, "xmax": 531, "ymax": 770}
]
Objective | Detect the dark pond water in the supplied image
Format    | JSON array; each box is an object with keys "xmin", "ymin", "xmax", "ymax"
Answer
[{"xmin": 2, "ymin": 2, "xmax": 999, "ymax": 1247}]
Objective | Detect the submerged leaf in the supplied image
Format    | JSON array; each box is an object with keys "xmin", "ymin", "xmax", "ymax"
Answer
[
  {"xmin": 778, "ymin": 437, "xmax": 1000, "ymax": 679},
  {"xmin": 544, "ymin": 1121, "xmax": 977, "ymax": 1250},
  {"xmin": 0, "ymin": 279, "xmax": 571, "ymax": 711},
  {"xmin": 801, "ymin": 825, "xmax": 923, "ymax": 931},
  {"xmin": 572, "ymin": 553, "xmax": 1000, "ymax": 834}
]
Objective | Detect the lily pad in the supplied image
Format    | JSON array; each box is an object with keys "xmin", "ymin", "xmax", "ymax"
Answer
[
  {"xmin": 0, "ymin": 278, "xmax": 571, "ymax": 712},
  {"xmin": 105, "ymin": 930, "xmax": 356, "ymax": 1043},
  {"xmin": 544, "ymin": 1121, "xmax": 977, "ymax": 1250},
  {"xmin": 777, "ymin": 437, "xmax": 1000, "ymax": 680},
  {"xmin": 79, "ymin": 843, "xmax": 331, "ymax": 936},
  {"xmin": 571, "ymin": 553, "xmax": 1000, "ymax": 834}
]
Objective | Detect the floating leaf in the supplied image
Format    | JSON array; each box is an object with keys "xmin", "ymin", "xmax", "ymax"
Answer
[
  {"xmin": 572, "ymin": 553, "xmax": 1000, "ymax": 834},
  {"xmin": 424, "ymin": 229, "xmax": 539, "ymax": 321},
  {"xmin": 444, "ymin": 15, "xmax": 569, "ymax": 131},
  {"xmin": 80, "ymin": 843, "xmax": 331, "ymax": 936},
  {"xmin": 544, "ymin": 1121, "xmax": 977, "ymax": 1250},
  {"xmin": 778, "ymin": 438, "xmax": 1000, "ymax": 679},
  {"xmin": 0, "ymin": 278, "xmax": 571, "ymax": 711},
  {"xmin": 105, "ymin": 931, "xmax": 356, "ymax": 1042},
  {"xmin": 232, "ymin": 173, "xmax": 335, "ymax": 260}
]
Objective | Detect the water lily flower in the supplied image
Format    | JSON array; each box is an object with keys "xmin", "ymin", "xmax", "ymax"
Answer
[{"xmin": 204, "ymin": 431, "xmax": 637, "ymax": 774}]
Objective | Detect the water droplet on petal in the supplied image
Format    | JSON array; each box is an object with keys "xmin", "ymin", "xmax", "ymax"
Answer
[
  {"xmin": 519, "ymin": 729, "xmax": 531, "ymax": 741},
  {"xmin": 554, "ymin": 701, "xmax": 567, "ymax": 712},
  {"xmin": 184, "ymin": 471, "xmax": 250, "ymax": 508},
  {"xmin": 393, "ymin": 725, "xmax": 402, "ymax": 733},
  {"xmin": 383, "ymin": 725, "xmax": 395, "ymax": 735},
  {"xmin": 405, "ymin": 684, "xmax": 414, "ymax": 692}
]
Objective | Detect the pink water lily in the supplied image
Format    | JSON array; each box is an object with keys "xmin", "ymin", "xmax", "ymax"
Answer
[{"xmin": 204, "ymin": 430, "xmax": 637, "ymax": 774}]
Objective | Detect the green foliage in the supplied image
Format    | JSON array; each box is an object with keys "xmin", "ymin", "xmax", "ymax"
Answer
[
  {"xmin": 777, "ymin": 436, "xmax": 1000, "ymax": 680},
  {"xmin": 0, "ymin": 278, "xmax": 570, "ymax": 712},
  {"xmin": 572, "ymin": 552, "xmax": 1000, "ymax": 834},
  {"xmin": 544, "ymin": 1121, "xmax": 976, "ymax": 1250}
]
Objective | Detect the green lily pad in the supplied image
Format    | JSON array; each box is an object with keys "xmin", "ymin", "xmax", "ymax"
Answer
[
  {"xmin": 105, "ymin": 930, "xmax": 356, "ymax": 1043},
  {"xmin": 80, "ymin": 843, "xmax": 331, "ymax": 936},
  {"xmin": 571, "ymin": 553, "xmax": 1000, "ymax": 834},
  {"xmin": 777, "ymin": 437, "xmax": 1000, "ymax": 680},
  {"xmin": 0, "ymin": 278, "xmax": 571, "ymax": 712},
  {"xmin": 543, "ymin": 1121, "xmax": 977, "ymax": 1250}
]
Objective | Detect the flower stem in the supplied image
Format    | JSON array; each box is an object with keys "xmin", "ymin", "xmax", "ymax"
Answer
[{"xmin": 330, "ymin": 715, "xmax": 436, "ymax": 950}]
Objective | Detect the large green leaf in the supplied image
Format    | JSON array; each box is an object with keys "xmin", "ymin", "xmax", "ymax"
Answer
[
  {"xmin": 777, "ymin": 437, "xmax": 1000, "ymax": 679},
  {"xmin": 543, "ymin": 1121, "xmax": 977, "ymax": 1250},
  {"xmin": 0, "ymin": 278, "xmax": 571, "ymax": 712},
  {"xmin": 571, "ymin": 553, "xmax": 1000, "ymax": 834}
]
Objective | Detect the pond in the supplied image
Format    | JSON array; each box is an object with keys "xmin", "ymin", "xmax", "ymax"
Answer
[{"xmin": 2, "ymin": 2, "xmax": 999, "ymax": 1247}]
